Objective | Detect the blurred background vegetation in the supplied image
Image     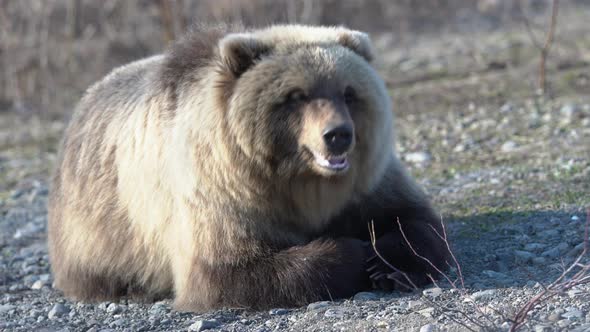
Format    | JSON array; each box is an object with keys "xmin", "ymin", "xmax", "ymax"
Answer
[{"xmin": 0, "ymin": 0, "xmax": 587, "ymax": 117}]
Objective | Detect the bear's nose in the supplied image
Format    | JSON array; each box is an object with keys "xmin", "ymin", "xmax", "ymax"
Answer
[{"xmin": 322, "ymin": 124, "xmax": 353, "ymax": 155}]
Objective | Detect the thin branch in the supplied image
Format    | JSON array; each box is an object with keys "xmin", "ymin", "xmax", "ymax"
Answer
[
  {"xmin": 368, "ymin": 221, "xmax": 416, "ymax": 290},
  {"xmin": 397, "ymin": 218, "xmax": 457, "ymax": 289}
]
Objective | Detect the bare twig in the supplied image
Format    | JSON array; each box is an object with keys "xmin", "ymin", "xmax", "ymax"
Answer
[
  {"xmin": 509, "ymin": 208, "xmax": 590, "ymax": 332},
  {"xmin": 396, "ymin": 217, "xmax": 457, "ymax": 289},
  {"xmin": 368, "ymin": 221, "xmax": 416, "ymax": 290},
  {"xmin": 519, "ymin": 0, "xmax": 560, "ymax": 94}
]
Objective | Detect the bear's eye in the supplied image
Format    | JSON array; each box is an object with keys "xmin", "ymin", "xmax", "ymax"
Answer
[
  {"xmin": 285, "ymin": 89, "xmax": 307, "ymax": 104},
  {"xmin": 344, "ymin": 86, "xmax": 357, "ymax": 104}
]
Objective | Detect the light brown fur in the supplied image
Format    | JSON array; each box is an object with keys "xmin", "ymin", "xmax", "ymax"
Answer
[{"xmin": 48, "ymin": 24, "xmax": 448, "ymax": 312}]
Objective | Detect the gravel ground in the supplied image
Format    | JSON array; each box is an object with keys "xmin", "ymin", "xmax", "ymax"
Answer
[{"xmin": 1, "ymin": 9, "xmax": 590, "ymax": 332}]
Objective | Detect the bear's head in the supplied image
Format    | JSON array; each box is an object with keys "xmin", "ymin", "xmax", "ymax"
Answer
[{"xmin": 215, "ymin": 25, "xmax": 393, "ymax": 197}]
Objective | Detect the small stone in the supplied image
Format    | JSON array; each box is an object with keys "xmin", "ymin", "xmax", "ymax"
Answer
[
  {"xmin": 422, "ymin": 287, "xmax": 443, "ymax": 298},
  {"xmin": 407, "ymin": 300, "xmax": 423, "ymax": 308},
  {"xmin": 269, "ymin": 308, "xmax": 289, "ymax": 315},
  {"xmin": 557, "ymin": 319, "xmax": 571, "ymax": 328},
  {"xmin": 532, "ymin": 257, "xmax": 547, "ymax": 265},
  {"xmin": 0, "ymin": 304, "xmax": 16, "ymax": 314},
  {"xmin": 548, "ymin": 312, "xmax": 562, "ymax": 322},
  {"xmin": 418, "ymin": 307, "xmax": 435, "ymax": 318},
  {"xmin": 500, "ymin": 103, "xmax": 513, "ymax": 113},
  {"xmin": 109, "ymin": 318, "xmax": 126, "ymax": 327},
  {"xmin": 31, "ymin": 280, "xmax": 47, "ymax": 290},
  {"xmin": 514, "ymin": 250, "xmax": 534, "ymax": 263},
  {"xmin": 555, "ymin": 242, "xmax": 570, "ymax": 254},
  {"xmin": 560, "ymin": 103, "xmax": 578, "ymax": 118},
  {"xmin": 470, "ymin": 289, "xmax": 497, "ymax": 301},
  {"xmin": 405, "ymin": 152, "xmax": 431, "ymax": 164},
  {"xmin": 307, "ymin": 301, "xmax": 331, "ymax": 311},
  {"xmin": 324, "ymin": 308, "xmax": 346, "ymax": 318},
  {"xmin": 524, "ymin": 243, "xmax": 546, "ymax": 251},
  {"xmin": 106, "ymin": 303, "xmax": 122, "ymax": 314},
  {"xmin": 376, "ymin": 321, "xmax": 389, "ymax": 329},
  {"xmin": 420, "ymin": 323, "xmax": 436, "ymax": 332},
  {"xmin": 482, "ymin": 270, "xmax": 508, "ymax": 279},
  {"xmin": 48, "ymin": 304, "xmax": 69, "ymax": 319},
  {"xmin": 353, "ymin": 291, "xmax": 378, "ymax": 301},
  {"xmin": 148, "ymin": 301, "xmax": 169, "ymax": 315},
  {"xmin": 541, "ymin": 247, "xmax": 561, "ymax": 258},
  {"xmin": 563, "ymin": 308, "xmax": 584, "ymax": 320},
  {"xmin": 571, "ymin": 215, "xmax": 580, "ymax": 221},
  {"xmin": 567, "ymin": 288, "xmax": 584, "ymax": 298},
  {"xmin": 539, "ymin": 229, "xmax": 559, "ymax": 238},
  {"xmin": 500, "ymin": 141, "xmax": 517, "ymax": 152},
  {"xmin": 188, "ymin": 319, "xmax": 220, "ymax": 332},
  {"xmin": 567, "ymin": 243, "xmax": 585, "ymax": 257},
  {"xmin": 534, "ymin": 325, "xmax": 552, "ymax": 332}
]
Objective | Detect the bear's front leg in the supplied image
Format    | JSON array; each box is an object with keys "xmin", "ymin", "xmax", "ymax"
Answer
[{"xmin": 173, "ymin": 238, "xmax": 371, "ymax": 312}]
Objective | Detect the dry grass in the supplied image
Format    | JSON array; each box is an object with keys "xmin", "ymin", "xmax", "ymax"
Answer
[{"xmin": 0, "ymin": 0, "xmax": 564, "ymax": 116}]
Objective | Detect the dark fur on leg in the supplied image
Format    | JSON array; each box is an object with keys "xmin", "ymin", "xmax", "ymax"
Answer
[
  {"xmin": 175, "ymin": 238, "xmax": 371, "ymax": 311},
  {"xmin": 324, "ymin": 165, "xmax": 450, "ymax": 291}
]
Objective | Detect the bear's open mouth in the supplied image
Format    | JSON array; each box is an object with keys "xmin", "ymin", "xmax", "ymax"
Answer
[{"xmin": 311, "ymin": 150, "xmax": 350, "ymax": 172}]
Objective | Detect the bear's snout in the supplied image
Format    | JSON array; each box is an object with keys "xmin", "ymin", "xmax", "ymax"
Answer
[{"xmin": 322, "ymin": 123, "xmax": 353, "ymax": 155}]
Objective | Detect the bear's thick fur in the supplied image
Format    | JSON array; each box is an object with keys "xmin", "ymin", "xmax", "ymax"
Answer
[{"xmin": 48, "ymin": 24, "xmax": 449, "ymax": 312}]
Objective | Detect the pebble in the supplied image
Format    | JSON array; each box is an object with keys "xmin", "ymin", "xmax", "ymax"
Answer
[
  {"xmin": 557, "ymin": 319, "xmax": 571, "ymax": 328},
  {"xmin": 534, "ymin": 325, "xmax": 552, "ymax": 332},
  {"xmin": 500, "ymin": 141, "xmax": 517, "ymax": 152},
  {"xmin": 269, "ymin": 308, "xmax": 289, "ymax": 315},
  {"xmin": 524, "ymin": 243, "xmax": 546, "ymax": 251},
  {"xmin": 307, "ymin": 301, "xmax": 331, "ymax": 311},
  {"xmin": 418, "ymin": 307, "xmax": 435, "ymax": 318},
  {"xmin": 353, "ymin": 292, "xmax": 378, "ymax": 301},
  {"xmin": 405, "ymin": 151, "xmax": 431, "ymax": 164},
  {"xmin": 48, "ymin": 304, "xmax": 69, "ymax": 319},
  {"xmin": 560, "ymin": 103, "xmax": 578, "ymax": 118},
  {"xmin": 548, "ymin": 312, "xmax": 562, "ymax": 322},
  {"xmin": 407, "ymin": 300, "xmax": 423, "ymax": 309},
  {"xmin": 541, "ymin": 249, "xmax": 559, "ymax": 259},
  {"xmin": 0, "ymin": 304, "xmax": 16, "ymax": 313},
  {"xmin": 324, "ymin": 308, "xmax": 346, "ymax": 318},
  {"xmin": 188, "ymin": 319, "xmax": 220, "ymax": 332},
  {"xmin": 470, "ymin": 289, "xmax": 497, "ymax": 301},
  {"xmin": 375, "ymin": 321, "xmax": 389, "ymax": 329},
  {"xmin": 514, "ymin": 250, "xmax": 534, "ymax": 263},
  {"xmin": 563, "ymin": 309, "xmax": 584, "ymax": 320},
  {"xmin": 106, "ymin": 303, "xmax": 122, "ymax": 314},
  {"xmin": 420, "ymin": 323, "xmax": 436, "ymax": 332},
  {"xmin": 422, "ymin": 287, "xmax": 443, "ymax": 298},
  {"xmin": 482, "ymin": 270, "xmax": 508, "ymax": 279},
  {"xmin": 109, "ymin": 318, "xmax": 126, "ymax": 327},
  {"xmin": 567, "ymin": 288, "xmax": 585, "ymax": 298},
  {"xmin": 567, "ymin": 243, "xmax": 585, "ymax": 257},
  {"xmin": 539, "ymin": 229, "xmax": 560, "ymax": 238},
  {"xmin": 30, "ymin": 280, "xmax": 46, "ymax": 290}
]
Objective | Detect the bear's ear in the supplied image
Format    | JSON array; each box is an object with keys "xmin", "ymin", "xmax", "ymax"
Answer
[
  {"xmin": 218, "ymin": 33, "xmax": 270, "ymax": 77},
  {"xmin": 337, "ymin": 30, "xmax": 374, "ymax": 62}
]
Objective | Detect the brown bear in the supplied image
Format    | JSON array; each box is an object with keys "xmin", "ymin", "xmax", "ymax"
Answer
[{"xmin": 48, "ymin": 24, "xmax": 449, "ymax": 312}]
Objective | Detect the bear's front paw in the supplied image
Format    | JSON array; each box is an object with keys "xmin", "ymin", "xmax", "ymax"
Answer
[{"xmin": 366, "ymin": 253, "xmax": 432, "ymax": 292}]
